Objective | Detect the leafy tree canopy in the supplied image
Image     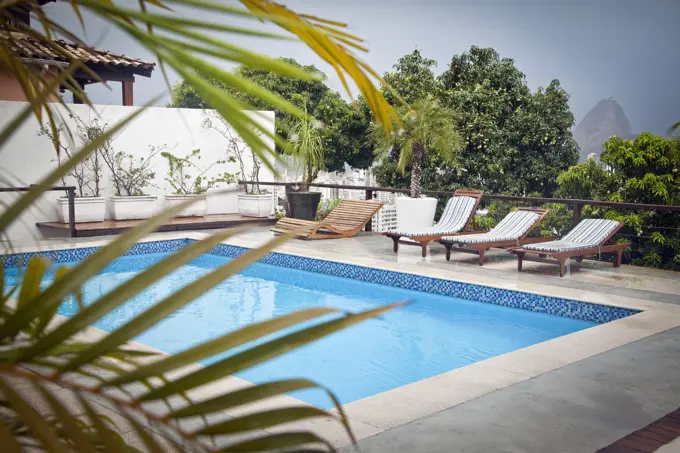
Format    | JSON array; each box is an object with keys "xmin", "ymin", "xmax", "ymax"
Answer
[
  {"xmin": 169, "ymin": 58, "xmax": 373, "ymax": 172},
  {"xmin": 557, "ymin": 133, "xmax": 680, "ymax": 269},
  {"xmin": 374, "ymin": 46, "xmax": 580, "ymax": 197}
]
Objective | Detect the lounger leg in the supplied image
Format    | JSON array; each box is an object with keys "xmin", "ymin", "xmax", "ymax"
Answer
[
  {"xmin": 516, "ymin": 252, "xmax": 525, "ymax": 272},
  {"xmin": 420, "ymin": 241, "xmax": 429, "ymax": 258},
  {"xmin": 538, "ymin": 254, "xmax": 547, "ymax": 259},
  {"xmin": 391, "ymin": 236, "xmax": 399, "ymax": 253},
  {"xmin": 575, "ymin": 257, "xmax": 583, "ymax": 263},
  {"xmin": 444, "ymin": 244, "xmax": 452, "ymax": 261},
  {"xmin": 559, "ymin": 258, "xmax": 566, "ymax": 277},
  {"xmin": 615, "ymin": 249, "xmax": 623, "ymax": 268},
  {"xmin": 478, "ymin": 249, "xmax": 485, "ymax": 266}
]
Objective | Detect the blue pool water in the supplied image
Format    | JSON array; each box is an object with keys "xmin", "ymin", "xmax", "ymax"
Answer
[{"xmin": 6, "ymin": 252, "xmax": 596, "ymax": 408}]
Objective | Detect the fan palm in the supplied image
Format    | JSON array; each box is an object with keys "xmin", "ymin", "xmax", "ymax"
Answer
[
  {"xmin": 370, "ymin": 94, "xmax": 463, "ymax": 198},
  {"xmin": 285, "ymin": 107, "xmax": 325, "ymax": 191},
  {"xmin": 0, "ymin": 1, "xmax": 401, "ymax": 451}
]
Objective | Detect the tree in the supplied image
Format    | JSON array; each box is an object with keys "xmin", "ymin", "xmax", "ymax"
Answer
[
  {"xmin": 169, "ymin": 59, "xmax": 375, "ymax": 172},
  {"xmin": 370, "ymin": 95, "xmax": 463, "ymax": 198},
  {"xmin": 556, "ymin": 132, "xmax": 680, "ymax": 269},
  {"xmin": 382, "ymin": 49, "xmax": 439, "ymax": 105},
  {"xmin": 285, "ymin": 105, "xmax": 325, "ymax": 191},
  {"xmin": 374, "ymin": 46, "xmax": 579, "ymax": 197}
]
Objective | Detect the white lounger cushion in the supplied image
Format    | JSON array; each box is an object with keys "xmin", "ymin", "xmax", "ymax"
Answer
[
  {"xmin": 441, "ymin": 210, "xmax": 541, "ymax": 244},
  {"xmin": 390, "ymin": 196, "xmax": 477, "ymax": 237},
  {"xmin": 524, "ymin": 219, "xmax": 620, "ymax": 253}
]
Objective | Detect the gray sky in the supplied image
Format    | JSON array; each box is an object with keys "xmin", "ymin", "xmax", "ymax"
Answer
[{"xmin": 45, "ymin": 0, "xmax": 680, "ymax": 135}]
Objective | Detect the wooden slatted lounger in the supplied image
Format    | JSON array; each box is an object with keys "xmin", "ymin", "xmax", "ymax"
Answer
[
  {"xmin": 438, "ymin": 207, "xmax": 551, "ymax": 266},
  {"xmin": 509, "ymin": 219, "xmax": 630, "ymax": 277},
  {"xmin": 271, "ymin": 199, "xmax": 384, "ymax": 239},
  {"xmin": 383, "ymin": 189, "xmax": 484, "ymax": 257}
]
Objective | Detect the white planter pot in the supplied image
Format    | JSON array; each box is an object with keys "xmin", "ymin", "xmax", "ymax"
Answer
[
  {"xmin": 237, "ymin": 194, "xmax": 274, "ymax": 218},
  {"xmin": 57, "ymin": 197, "xmax": 106, "ymax": 223},
  {"xmin": 110, "ymin": 195, "xmax": 157, "ymax": 220},
  {"xmin": 164, "ymin": 194, "xmax": 207, "ymax": 217},
  {"xmin": 395, "ymin": 197, "xmax": 438, "ymax": 231}
]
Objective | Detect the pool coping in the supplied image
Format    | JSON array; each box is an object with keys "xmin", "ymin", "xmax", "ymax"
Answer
[{"xmin": 5, "ymin": 232, "xmax": 680, "ymax": 447}]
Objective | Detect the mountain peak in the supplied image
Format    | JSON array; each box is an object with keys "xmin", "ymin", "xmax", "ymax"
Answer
[{"xmin": 574, "ymin": 99, "xmax": 634, "ymax": 161}]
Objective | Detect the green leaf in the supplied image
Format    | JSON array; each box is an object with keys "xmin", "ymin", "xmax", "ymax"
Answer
[
  {"xmin": 218, "ymin": 431, "xmax": 333, "ymax": 453},
  {"xmin": 168, "ymin": 379, "xmax": 323, "ymax": 418},
  {"xmin": 107, "ymin": 308, "xmax": 335, "ymax": 387},
  {"xmin": 76, "ymin": 394, "xmax": 127, "ymax": 452},
  {"xmin": 125, "ymin": 412, "xmax": 166, "ymax": 453},
  {"xmin": 63, "ymin": 231, "xmax": 296, "ymax": 373},
  {"xmin": 0, "ymin": 379, "xmax": 70, "ymax": 453},
  {"xmin": 17, "ymin": 257, "xmax": 50, "ymax": 309},
  {"xmin": 20, "ymin": 228, "xmax": 245, "ymax": 361},
  {"xmin": 197, "ymin": 406, "xmax": 332, "ymax": 435},
  {"xmin": 34, "ymin": 266, "xmax": 70, "ymax": 336},
  {"xmin": 0, "ymin": 186, "xmax": 204, "ymax": 343},
  {"xmin": 37, "ymin": 384, "xmax": 98, "ymax": 453},
  {"xmin": 139, "ymin": 302, "xmax": 404, "ymax": 402}
]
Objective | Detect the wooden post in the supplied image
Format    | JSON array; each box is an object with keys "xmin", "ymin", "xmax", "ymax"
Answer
[
  {"xmin": 122, "ymin": 80, "xmax": 134, "ymax": 106},
  {"xmin": 67, "ymin": 187, "xmax": 76, "ymax": 238},
  {"xmin": 572, "ymin": 202, "xmax": 583, "ymax": 228},
  {"xmin": 365, "ymin": 189, "xmax": 373, "ymax": 231},
  {"xmin": 72, "ymin": 80, "xmax": 84, "ymax": 104}
]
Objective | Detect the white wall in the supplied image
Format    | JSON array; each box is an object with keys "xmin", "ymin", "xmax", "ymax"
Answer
[{"xmin": 0, "ymin": 102, "xmax": 275, "ymax": 245}]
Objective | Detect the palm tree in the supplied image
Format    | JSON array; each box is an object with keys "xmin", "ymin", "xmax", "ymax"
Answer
[
  {"xmin": 285, "ymin": 108, "xmax": 325, "ymax": 192},
  {"xmin": 0, "ymin": 1, "xmax": 399, "ymax": 451},
  {"xmin": 371, "ymin": 94, "xmax": 463, "ymax": 198}
]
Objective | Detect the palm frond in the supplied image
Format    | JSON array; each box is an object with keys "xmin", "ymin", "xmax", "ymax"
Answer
[{"xmin": 0, "ymin": 1, "xmax": 402, "ymax": 451}]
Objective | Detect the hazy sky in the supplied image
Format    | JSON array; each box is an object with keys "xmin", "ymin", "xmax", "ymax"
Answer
[{"xmin": 45, "ymin": 0, "xmax": 680, "ymax": 135}]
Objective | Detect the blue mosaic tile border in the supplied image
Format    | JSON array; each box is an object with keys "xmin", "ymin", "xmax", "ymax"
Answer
[
  {"xmin": 2, "ymin": 238, "xmax": 639, "ymax": 324},
  {"xmin": 1, "ymin": 239, "xmax": 190, "ymax": 268},
  {"xmin": 206, "ymin": 242, "xmax": 639, "ymax": 324}
]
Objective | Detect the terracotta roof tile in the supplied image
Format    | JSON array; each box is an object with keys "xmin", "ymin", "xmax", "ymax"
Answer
[{"xmin": 2, "ymin": 32, "xmax": 155, "ymax": 77}]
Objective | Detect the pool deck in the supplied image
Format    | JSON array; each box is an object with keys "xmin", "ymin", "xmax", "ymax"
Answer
[{"xmin": 7, "ymin": 227, "xmax": 680, "ymax": 452}]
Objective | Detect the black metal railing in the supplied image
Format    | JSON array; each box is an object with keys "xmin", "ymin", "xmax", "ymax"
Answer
[
  {"xmin": 0, "ymin": 186, "xmax": 77, "ymax": 237},
  {"xmin": 241, "ymin": 180, "xmax": 680, "ymax": 233}
]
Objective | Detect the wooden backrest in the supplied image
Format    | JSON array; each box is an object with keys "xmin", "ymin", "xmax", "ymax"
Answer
[{"xmin": 323, "ymin": 199, "xmax": 383, "ymax": 229}]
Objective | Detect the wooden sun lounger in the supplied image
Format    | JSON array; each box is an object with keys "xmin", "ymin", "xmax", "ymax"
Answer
[
  {"xmin": 438, "ymin": 207, "xmax": 551, "ymax": 266},
  {"xmin": 383, "ymin": 188, "xmax": 484, "ymax": 257},
  {"xmin": 509, "ymin": 220, "xmax": 630, "ymax": 277},
  {"xmin": 271, "ymin": 199, "xmax": 383, "ymax": 239}
]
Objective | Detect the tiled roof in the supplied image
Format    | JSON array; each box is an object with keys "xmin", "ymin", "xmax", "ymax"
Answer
[{"xmin": 2, "ymin": 32, "xmax": 155, "ymax": 77}]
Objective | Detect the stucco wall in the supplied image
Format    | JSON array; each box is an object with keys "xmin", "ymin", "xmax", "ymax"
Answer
[{"xmin": 0, "ymin": 102, "xmax": 275, "ymax": 246}]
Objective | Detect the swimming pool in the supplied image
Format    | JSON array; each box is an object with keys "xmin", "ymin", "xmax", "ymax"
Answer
[{"xmin": 3, "ymin": 239, "xmax": 637, "ymax": 409}]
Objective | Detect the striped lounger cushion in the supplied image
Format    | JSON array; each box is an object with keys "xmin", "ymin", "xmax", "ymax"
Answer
[
  {"xmin": 523, "ymin": 219, "xmax": 620, "ymax": 252},
  {"xmin": 390, "ymin": 196, "xmax": 477, "ymax": 237},
  {"xmin": 441, "ymin": 209, "xmax": 541, "ymax": 244}
]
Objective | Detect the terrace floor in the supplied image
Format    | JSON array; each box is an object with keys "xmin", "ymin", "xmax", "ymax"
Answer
[
  {"xmin": 224, "ymin": 227, "xmax": 680, "ymax": 453},
  {"xmin": 11, "ymin": 226, "xmax": 680, "ymax": 453}
]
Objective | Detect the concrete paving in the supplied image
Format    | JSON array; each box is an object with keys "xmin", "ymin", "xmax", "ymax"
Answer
[
  {"xmin": 342, "ymin": 327, "xmax": 680, "ymax": 453},
  {"xmin": 15, "ymin": 227, "xmax": 680, "ymax": 451},
  {"xmin": 233, "ymin": 227, "xmax": 680, "ymax": 305}
]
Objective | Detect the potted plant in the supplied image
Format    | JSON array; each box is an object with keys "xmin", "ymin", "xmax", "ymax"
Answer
[
  {"xmin": 370, "ymin": 94, "xmax": 463, "ymax": 231},
  {"xmin": 203, "ymin": 114, "xmax": 274, "ymax": 218},
  {"xmin": 283, "ymin": 107, "xmax": 325, "ymax": 220},
  {"xmin": 39, "ymin": 121, "xmax": 106, "ymax": 223},
  {"xmin": 102, "ymin": 144, "xmax": 162, "ymax": 221},
  {"xmin": 161, "ymin": 148, "xmax": 236, "ymax": 217}
]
